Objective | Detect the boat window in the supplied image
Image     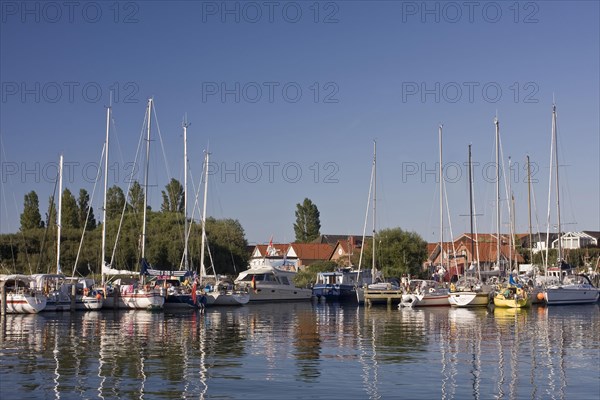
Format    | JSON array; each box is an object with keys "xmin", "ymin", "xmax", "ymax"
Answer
[{"xmin": 280, "ymin": 276, "xmax": 290, "ymax": 285}]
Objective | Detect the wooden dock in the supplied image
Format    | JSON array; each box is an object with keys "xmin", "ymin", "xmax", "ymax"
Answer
[{"xmin": 364, "ymin": 288, "xmax": 404, "ymax": 307}]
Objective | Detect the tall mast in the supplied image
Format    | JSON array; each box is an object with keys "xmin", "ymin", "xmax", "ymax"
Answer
[
  {"xmin": 141, "ymin": 98, "xmax": 152, "ymax": 260},
  {"xmin": 101, "ymin": 105, "xmax": 110, "ymax": 284},
  {"xmin": 553, "ymin": 104, "xmax": 562, "ymax": 267},
  {"xmin": 439, "ymin": 125, "xmax": 444, "ymax": 273},
  {"xmin": 495, "ymin": 117, "xmax": 501, "ymax": 273},
  {"xmin": 183, "ymin": 116, "xmax": 190, "ymax": 271},
  {"xmin": 56, "ymin": 154, "xmax": 63, "ymax": 274},
  {"xmin": 372, "ymin": 140, "xmax": 377, "ymax": 278},
  {"xmin": 468, "ymin": 144, "xmax": 474, "ymax": 266},
  {"xmin": 527, "ymin": 155, "xmax": 533, "ymax": 266},
  {"xmin": 508, "ymin": 156, "xmax": 513, "ymax": 271},
  {"xmin": 200, "ymin": 150, "xmax": 209, "ymax": 279}
]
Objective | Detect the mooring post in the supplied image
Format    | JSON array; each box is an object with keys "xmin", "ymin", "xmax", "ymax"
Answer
[
  {"xmin": 1, "ymin": 286, "xmax": 6, "ymax": 316},
  {"xmin": 71, "ymin": 284, "xmax": 76, "ymax": 312}
]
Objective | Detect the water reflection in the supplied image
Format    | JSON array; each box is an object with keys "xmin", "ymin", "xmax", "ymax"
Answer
[{"xmin": 1, "ymin": 304, "xmax": 598, "ymax": 399}]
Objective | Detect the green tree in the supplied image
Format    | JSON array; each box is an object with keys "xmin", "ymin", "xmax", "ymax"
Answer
[
  {"xmin": 77, "ymin": 188, "xmax": 96, "ymax": 230},
  {"xmin": 354, "ymin": 228, "xmax": 428, "ymax": 279},
  {"xmin": 294, "ymin": 198, "xmax": 321, "ymax": 243},
  {"xmin": 106, "ymin": 185, "xmax": 126, "ymax": 220},
  {"xmin": 61, "ymin": 188, "xmax": 79, "ymax": 229},
  {"xmin": 20, "ymin": 191, "xmax": 43, "ymax": 230},
  {"xmin": 128, "ymin": 180, "xmax": 144, "ymax": 213},
  {"xmin": 161, "ymin": 178, "xmax": 184, "ymax": 213}
]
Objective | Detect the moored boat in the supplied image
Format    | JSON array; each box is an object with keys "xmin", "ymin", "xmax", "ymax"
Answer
[
  {"xmin": 235, "ymin": 260, "xmax": 312, "ymax": 302},
  {"xmin": 0, "ymin": 275, "xmax": 47, "ymax": 314},
  {"xmin": 493, "ymin": 284, "xmax": 530, "ymax": 308},
  {"xmin": 399, "ymin": 279, "xmax": 449, "ymax": 308}
]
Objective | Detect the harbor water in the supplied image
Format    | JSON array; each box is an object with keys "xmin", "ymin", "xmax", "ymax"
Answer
[{"xmin": 1, "ymin": 303, "xmax": 599, "ymax": 399}]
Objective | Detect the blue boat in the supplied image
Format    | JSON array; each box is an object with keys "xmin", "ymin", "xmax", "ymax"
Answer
[{"xmin": 312, "ymin": 268, "xmax": 374, "ymax": 303}]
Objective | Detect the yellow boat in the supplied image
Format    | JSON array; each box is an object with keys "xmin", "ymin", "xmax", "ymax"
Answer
[{"xmin": 493, "ymin": 285, "xmax": 530, "ymax": 308}]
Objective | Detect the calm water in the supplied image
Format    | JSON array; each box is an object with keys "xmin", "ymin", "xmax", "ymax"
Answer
[{"xmin": 1, "ymin": 303, "xmax": 599, "ymax": 399}]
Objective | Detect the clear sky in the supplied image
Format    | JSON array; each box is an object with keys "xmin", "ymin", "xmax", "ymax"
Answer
[{"xmin": 1, "ymin": 1, "xmax": 599, "ymax": 246}]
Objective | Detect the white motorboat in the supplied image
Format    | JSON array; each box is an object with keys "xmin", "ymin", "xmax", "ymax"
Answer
[{"xmin": 234, "ymin": 260, "xmax": 312, "ymax": 302}]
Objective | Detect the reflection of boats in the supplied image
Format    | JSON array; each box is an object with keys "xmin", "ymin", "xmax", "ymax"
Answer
[
  {"xmin": 493, "ymin": 281, "xmax": 530, "ymax": 308},
  {"xmin": 235, "ymin": 259, "xmax": 312, "ymax": 302},
  {"xmin": 399, "ymin": 279, "xmax": 449, "ymax": 308},
  {"xmin": 0, "ymin": 274, "xmax": 47, "ymax": 313}
]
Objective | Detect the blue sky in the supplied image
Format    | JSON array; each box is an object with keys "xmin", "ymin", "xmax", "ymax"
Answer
[{"xmin": 1, "ymin": 1, "xmax": 599, "ymax": 246}]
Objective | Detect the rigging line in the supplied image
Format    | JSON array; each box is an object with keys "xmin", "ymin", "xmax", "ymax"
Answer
[
  {"xmin": 71, "ymin": 144, "xmax": 105, "ymax": 277},
  {"xmin": 357, "ymin": 146, "xmax": 374, "ymax": 275},
  {"xmin": 531, "ymin": 178, "xmax": 546, "ymax": 267},
  {"xmin": 443, "ymin": 177, "xmax": 459, "ymax": 273}
]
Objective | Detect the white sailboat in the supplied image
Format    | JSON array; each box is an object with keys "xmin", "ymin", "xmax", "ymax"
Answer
[
  {"xmin": 403, "ymin": 127, "xmax": 450, "ymax": 308},
  {"xmin": 543, "ymin": 104, "xmax": 599, "ymax": 305},
  {"xmin": 0, "ymin": 274, "xmax": 47, "ymax": 313},
  {"xmin": 198, "ymin": 150, "xmax": 249, "ymax": 306},
  {"xmin": 119, "ymin": 99, "xmax": 165, "ymax": 310},
  {"xmin": 448, "ymin": 124, "xmax": 493, "ymax": 307},
  {"xmin": 32, "ymin": 155, "xmax": 72, "ymax": 311}
]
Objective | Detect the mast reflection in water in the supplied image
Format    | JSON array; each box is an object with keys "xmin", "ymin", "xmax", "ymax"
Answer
[{"xmin": 1, "ymin": 303, "xmax": 598, "ymax": 399}]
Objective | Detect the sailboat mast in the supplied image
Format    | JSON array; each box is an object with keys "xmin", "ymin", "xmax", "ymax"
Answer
[
  {"xmin": 199, "ymin": 151, "xmax": 209, "ymax": 279},
  {"xmin": 553, "ymin": 104, "xmax": 562, "ymax": 266},
  {"xmin": 508, "ymin": 156, "xmax": 513, "ymax": 271},
  {"xmin": 495, "ymin": 117, "xmax": 501, "ymax": 273},
  {"xmin": 183, "ymin": 117, "xmax": 190, "ymax": 271},
  {"xmin": 372, "ymin": 140, "xmax": 377, "ymax": 279},
  {"xmin": 56, "ymin": 154, "xmax": 63, "ymax": 274},
  {"xmin": 101, "ymin": 106, "xmax": 110, "ymax": 283},
  {"xmin": 141, "ymin": 98, "xmax": 152, "ymax": 260},
  {"xmin": 439, "ymin": 125, "xmax": 444, "ymax": 273},
  {"xmin": 468, "ymin": 144, "xmax": 474, "ymax": 266}
]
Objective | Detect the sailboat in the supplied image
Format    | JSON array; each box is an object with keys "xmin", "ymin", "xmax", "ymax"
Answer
[
  {"xmin": 119, "ymin": 99, "xmax": 165, "ymax": 310},
  {"xmin": 400, "ymin": 128, "xmax": 450, "ymax": 308},
  {"xmin": 448, "ymin": 124, "xmax": 495, "ymax": 307},
  {"xmin": 32, "ymin": 154, "xmax": 71, "ymax": 311},
  {"xmin": 543, "ymin": 104, "xmax": 599, "ymax": 305},
  {"xmin": 158, "ymin": 118, "xmax": 206, "ymax": 310},
  {"xmin": 0, "ymin": 274, "xmax": 47, "ymax": 313},
  {"xmin": 198, "ymin": 150, "xmax": 249, "ymax": 306}
]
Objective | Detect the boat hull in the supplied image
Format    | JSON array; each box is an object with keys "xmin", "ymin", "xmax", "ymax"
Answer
[
  {"xmin": 493, "ymin": 296, "xmax": 530, "ymax": 308},
  {"xmin": 247, "ymin": 286, "xmax": 312, "ymax": 302},
  {"xmin": 544, "ymin": 286, "xmax": 599, "ymax": 305},
  {"xmin": 312, "ymin": 284, "xmax": 358, "ymax": 303},
  {"xmin": 2, "ymin": 293, "xmax": 47, "ymax": 314},
  {"xmin": 206, "ymin": 291, "xmax": 250, "ymax": 306},
  {"xmin": 400, "ymin": 292, "xmax": 449, "ymax": 308},
  {"xmin": 448, "ymin": 291, "xmax": 490, "ymax": 307},
  {"xmin": 121, "ymin": 290, "xmax": 165, "ymax": 310},
  {"xmin": 163, "ymin": 293, "xmax": 204, "ymax": 310}
]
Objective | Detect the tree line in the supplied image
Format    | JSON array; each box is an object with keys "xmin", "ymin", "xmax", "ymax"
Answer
[{"xmin": 0, "ymin": 179, "xmax": 249, "ymax": 277}]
